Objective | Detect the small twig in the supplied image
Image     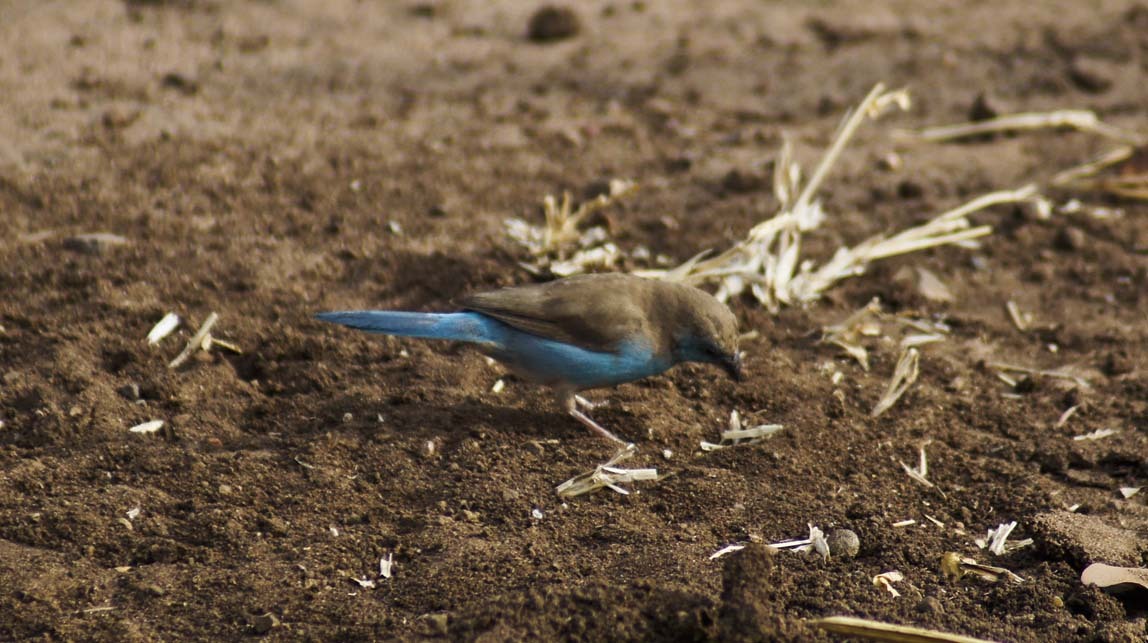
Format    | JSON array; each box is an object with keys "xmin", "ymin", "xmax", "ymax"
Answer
[
  {"xmin": 872, "ymin": 347, "xmax": 920, "ymax": 417},
  {"xmin": 795, "ymin": 85, "xmax": 909, "ymax": 213},
  {"xmin": 812, "ymin": 615, "xmax": 997, "ymax": 643},
  {"xmin": 900, "ymin": 443, "xmax": 933, "ymax": 488},
  {"xmin": 168, "ymin": 312, "xmax": 219, "ymax": 369},
  {"xmin": 1049, "ymin": 145, "xmax": 1136, "ymax": 186},
  {"xmin": 986, "ymin": 361, "xmax": 1091, "ymax": 389},
  {"xmin": 1054, "ymin": 405, "xmax": 1080, "ymax": 429},
  {"xmin": 903, "ymin": 110, "xmax": 1145, "ymax": 146},
  {"xmin": 1005, "ymin": 300, "xmax": 1029, "ymax": 332}
]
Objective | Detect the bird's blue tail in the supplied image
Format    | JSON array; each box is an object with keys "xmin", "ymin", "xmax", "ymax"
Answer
[{"xmin": 315, "ymin": 311, "xmax": 497, "ymax": 345}]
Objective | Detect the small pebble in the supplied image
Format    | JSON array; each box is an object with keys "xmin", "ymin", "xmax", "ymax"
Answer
[
  {"xmin": 722, "ymin": 169, "xmax": 765, "ymax": 193},
  {"xmin": 896, "ymin": 179, "xmax": 924, "ymax": 199},
  {"xmin": 1055, "ymin": 226, "xmax": 1086, "ymax": 251},
  {"xmin": 825, "ymin": 528, "xmax": 860, "ymax": 558},
  {"xmin": 1068, "ymin": 56, "xmax": 1115, "ymax": 94},
  {"xmin": 916, "ymin": 596, "xmax": 944, "ymax": 615},
  {"xmin": 249, "ymin": 613, "xmax": 280, "ymax": 635},
  {"xmin": 969, "ymin": 91, "xmax": 1000, "ymax": 121},
  {"xmin": 1014, "ymin": 375, "xmax": 1038, "ymax": 393},
  {"xmin": 117, "ymin": 383, "xmax": 141, "ymax": 401},
  {"xmin": 425, "ymin": 613, "xmax": 449, "ymax": 636},
  {"xmin": 527, "ymin": 6, "xmax": 581, "ymax": 42},
  {"xmin": 1103, "ymin": 351, "xmax": 1133, "ymax": 376}
]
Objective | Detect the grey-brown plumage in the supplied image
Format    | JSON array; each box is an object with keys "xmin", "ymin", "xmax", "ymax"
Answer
[
  {"xmin": 459, "ymin": 273, "xmax": 741, "ymax": 375},
  {"xmin": 319, "ymin": 273, "xmax": 742, "ymax": 443}
]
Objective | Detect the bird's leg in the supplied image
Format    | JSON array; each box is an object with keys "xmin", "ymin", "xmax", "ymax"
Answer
[
  {"xmin": 561, "ymin": 392, "xmax": 629, "ymax": 445},
  {"xmin": 574, "ymin": 394, "xmax": 606, "ymax": 411}
]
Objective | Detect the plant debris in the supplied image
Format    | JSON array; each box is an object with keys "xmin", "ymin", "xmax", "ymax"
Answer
[
  {"xmin": 903, "ymin": 109, "xmax": 1143, "ymax": 145},
  {"xmin": 168, "ymin": 312, "xmax": 220, "ymax": 369},
  {"xmin": 872, "ymin": 571, "xmax": 904, "ymax": 597},
  {"xmin": 1054, "ymin": 405, "xmax": 1080, "ymax": 428},
  {"xmin": 700, "ymin": 410, "xmax": 783, "ymax": 451},
  {"xmin": 350, "ymin": 577, "xmax": 375, "ymax": 590},
  {"xmin": 986, "ymin": 361, "xmax": 1092, "ymax": 390},
  {"xmin": 975, "ymin": 521, "xmax": 1032, "ymax": 555},
  {"xmin": 872, "ymin": 347, "xmax": 920, "ymax": 417},
  {"xmin": 767, "ymin": 524, "xmax": 830, "ymax": 560},
  {"xmin": 505, "ymin": 179, "xmax": 638, "ymax": 276},
  {"xmin": 709, "ymin": 543, "xmax": 747, "ymax": 560},
  {"xmin": 1073, "ymin": 428, "xmax": 1118, "ymax": 441},
  {"xmin": 146, "ymin": 313, "xmax": 180, "ymax": 345},
  {"xmin": 941, "ymin": 552, "xmax": 1024, "ymax": 584},
  {"xmin": 812, "ymin": 615, "xmax": 998, "ymax": 643},
  {"xmin": 1005, "ymin": 300, "xmax": 1031, "ymax": 332},
  {"xmin": 128, "ymin": 420, "xmax": 164, "ymax": 434},
  {"xmin": 1052, "ymin": 144, "xmax": 1148, "ymax": 200},
  {"xmin": 899, "ymin": 442, "xmax": 937, "ymax": 490},
  {"xmin": 822, "ymin": 301, "xmax": 947, "ymax": 418},
  {"xmin": 556, "ymin": 444, "xmax": 658, "ymax": 497},
  {"xmin": 821, "ymin": 299, "xmax": 883, "ymax": 371},
  {"xmin": 637, "ymin": 85, "xmax": 1039, "ymax": 312}
]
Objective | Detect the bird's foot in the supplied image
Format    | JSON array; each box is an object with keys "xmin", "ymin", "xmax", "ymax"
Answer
[
  {"xmin": 561, "ymin": 392, "xmax": 628, "ymax": 444},
  {"xmin": 568, "ymin": 406, "xmax": 630, "ymax": 445},
  {"xmin": 574, "ymin": 394, "xmax": 607, "ymax": 411}
]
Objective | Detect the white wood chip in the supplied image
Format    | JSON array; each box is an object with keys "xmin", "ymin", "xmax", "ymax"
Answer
[
  {"xmin": 1073, "ymin": 428, "xmax": 1119, "ymax": 441},
  {"xmin": 129, "ymin": 420, "xmax": 164, "ymax": 434},
  {"xmin": 709, "ymin": 543, "xmax": 747, "ymax": 560},
  {"xmin": 379, "ymin": 553, "xmax": 394, "ymax": 579},
  {"xmin": 146, "ymin": 313, "xmax": 180, "ymax": 345}
]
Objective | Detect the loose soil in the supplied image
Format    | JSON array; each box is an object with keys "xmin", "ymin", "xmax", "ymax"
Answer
[{"xmin": 1, "ymin": 1, "xmax": 1146, "ymax": 641}]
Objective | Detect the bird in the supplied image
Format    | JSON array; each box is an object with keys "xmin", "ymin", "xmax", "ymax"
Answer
[{"xmin": 315, "ymin": 273, "xmax": 742, "ymax": 444}]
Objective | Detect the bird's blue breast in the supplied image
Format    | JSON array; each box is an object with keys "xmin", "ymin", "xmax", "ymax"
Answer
[{"xmin": 474, "ymin": 314, "xmax": 672, "ymax": 390}]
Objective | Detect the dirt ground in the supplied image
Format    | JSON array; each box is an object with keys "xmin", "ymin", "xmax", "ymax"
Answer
[{"xmin": 1, "ymin": 0, "xmax": 1147, "ymax": 640}]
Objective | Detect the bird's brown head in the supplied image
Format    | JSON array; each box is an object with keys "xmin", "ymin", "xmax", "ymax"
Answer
[{"xmin": 666, "ymin": 282, "xmax": 743, "ymax": 381}]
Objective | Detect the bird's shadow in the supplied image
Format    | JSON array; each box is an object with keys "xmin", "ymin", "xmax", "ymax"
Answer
[{"xmin": 274, "ymin": 389, "xmax": 625, "ymax": 443}]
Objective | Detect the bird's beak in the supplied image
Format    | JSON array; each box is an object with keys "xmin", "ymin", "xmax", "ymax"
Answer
[{"xmin": 723, "ymin": 352, "xmax": 744, "ymax": 382}]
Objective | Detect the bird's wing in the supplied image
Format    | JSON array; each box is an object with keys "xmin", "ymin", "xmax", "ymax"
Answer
[{"xmin": 459, "ymin": 275, "xmax": 651, "ymax": 353}]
